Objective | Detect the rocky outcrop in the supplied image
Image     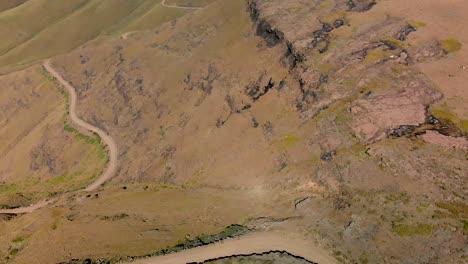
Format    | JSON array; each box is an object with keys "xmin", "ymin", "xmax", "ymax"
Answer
[{"xmin": 248, "ymin": 0, "xmax": 446, "ymax": 144}]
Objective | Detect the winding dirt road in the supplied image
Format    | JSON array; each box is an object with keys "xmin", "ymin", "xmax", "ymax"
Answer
[
  {"xmin": 0, "ymin": 200, "xmax": 53, "ymax": 214},
  {"xmin": 132, "ymin": 232, "xmax": 336, "ymax": 264},
  {"xmin": 0, "ymin": 60, "xmax": 118, "ymax": 214},
  {"xmin": 43, "ymin": 60, "xmax": 118, "ymax": 192}
]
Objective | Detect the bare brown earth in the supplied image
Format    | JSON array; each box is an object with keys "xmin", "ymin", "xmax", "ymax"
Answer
[{"xmin": 0, "ymin": 0, "xmax": 467, "ymax": 263}]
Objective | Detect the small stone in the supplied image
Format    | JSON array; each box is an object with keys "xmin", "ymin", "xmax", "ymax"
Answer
[{"xmin": 334, "ymin": 19, "xmax": 345, "ymax": 28}]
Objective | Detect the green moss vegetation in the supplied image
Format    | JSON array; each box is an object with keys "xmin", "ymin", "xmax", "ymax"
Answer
[
  {"xmin": 392, "ymin": 223, "xmax": 434, "ymax": 237},
  {"xmin": 440, "ymin": 38, "xmax": 463, "ymax": 53},
  {"xmin": 430, "ymin": 106, "xmax": 468, "ymax": 134}
]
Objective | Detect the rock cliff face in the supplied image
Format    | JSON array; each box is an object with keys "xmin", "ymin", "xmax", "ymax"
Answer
[
  {"xmin": 243, "ymin": 1, "xmax": 467, "ymax": 263},
  {"xmin": 248, "ymin": 0, "xmax": 451, "ymax": 144}
]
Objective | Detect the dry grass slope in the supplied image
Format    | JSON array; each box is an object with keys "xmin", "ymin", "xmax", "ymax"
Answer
[
  {"xmin": 0, "ymin": 0, "xmax": 467, "ymax": 264},
  {"xmin": 0, "ymin": 0, "xmax": 211, "ymax": 74},
  {"xmin": 0, "ymin": 0, "xmax": 27, "ymax": 13}
]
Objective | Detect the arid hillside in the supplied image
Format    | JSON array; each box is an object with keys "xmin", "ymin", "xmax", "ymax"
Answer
[
  {"xmin": 0, "ymin": 66, "xmax": 106, "ymax": 209},
  {"xmin": 0, "ymin": 0, "xmax": 466, "ymax": 264},
  {"xmin": 0, "ymin": 0, "xmax": 26, "ymax": 13}
]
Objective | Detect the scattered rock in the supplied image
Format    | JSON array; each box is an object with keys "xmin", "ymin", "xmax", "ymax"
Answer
[
  {"xmin": 321, "ymin": 150, "xmax": 336, "ymax": 161},
  {"xmin": 347, "ymin": 0, "xmax": 377, "ymax": 12}
]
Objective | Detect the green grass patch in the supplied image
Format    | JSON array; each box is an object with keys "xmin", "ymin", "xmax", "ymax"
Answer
[
  {"xmin": 63, "ymin": 122, "xmax": 75, "ymax": 132},
  {"xmin": 417, "ymin": 204, "xmax": 429, "ymax": 213},
  {"xmin": 359, "ymin": 253, "xmax": 369, "ymax": 264},
  {"xmin": 318, "ymin": 63, "xmax": 337, "ymax": 74},
  {"xmin": 385, "ymin": 192, "xmax": 411, "ymax": 204},
  {"xmin": 435, "ymin": 201, "xmax": 468, "ymax": 219},
  {"xmin": 336, "ymin": 143, "xmax": 367, "ymax": 158},
  {"xmin": 334, "ymin": 107, "xmax": 351, "ymax": 125},
  {"xmin": 273, "ymin": 134, "xmax": 301, "ymax": 149},
  {"xmin": 440, "ymin": 38, "xmax": 463, "ymax": 53},
  {"xmin": 11, "ymin": 237, "xmax": 24, "ymax": 243},
  {"xmin": 364, "ymin": 48, "xmax": 390, "ymax": 63},
  {"xmin": 384, "ymin": 38, "xmax": 406, "ymax": 50},
  {"xmin": 0, "ymin": 183, "xmax": 20, "ymax": 195},
  {"xmin": 392, "ymin": 223, "xmax": 434, "ymax": 237},
  {"xmin": 63, "ymin": 121, "xmax": 107, "ymax": 162},
  {"xmin": 360, "ymin": 82, "xmax": 379, "ymax": 93},
  {"xmin": 8, "ymin": 248, "xmax": 19, "ymax": 257},
  {"xmin": 407, "ymin": 20, "xmax": 426, "ymax": 28},
  {"xmin": 45, "ymin": 174, "xmax": 75, "ymax": 185},
  {"xmin": 430, "ymin": 107, "xmax": 468, "ymax": 134}
]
